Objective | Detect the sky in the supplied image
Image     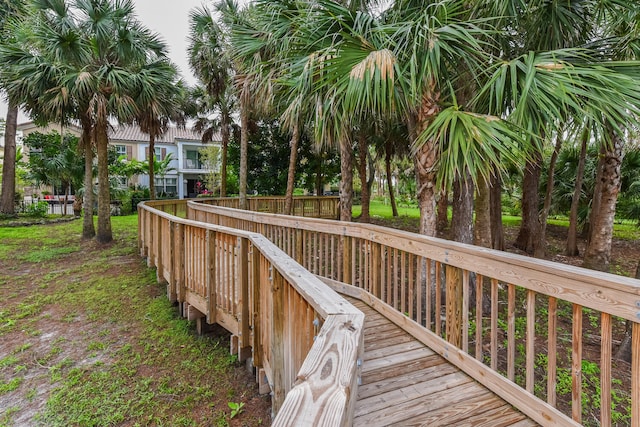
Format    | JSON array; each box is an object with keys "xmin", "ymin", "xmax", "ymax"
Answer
[{"xmin": 0, "ymin": 0, "xmax": 209, "ymax": 125}]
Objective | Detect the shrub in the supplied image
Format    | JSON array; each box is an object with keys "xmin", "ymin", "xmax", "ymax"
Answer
[{"xmin": 23, "ymin": 201, "xmax": 49, "ymax": 218}]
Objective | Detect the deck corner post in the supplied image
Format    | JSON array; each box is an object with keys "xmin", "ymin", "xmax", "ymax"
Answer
[
  {"xmin": 445, "ymin": 265, "xmax": 463, "ymax": 348},
  {"xmin": 271, "ymin": 271, "xmax": 286, "ymax": 413},
  {"xmin": 251, "ymin": 244, "xmax": 263, "ymax": 368},
  {"xmin": 238, "ymin": 237, "xmax": 251, "ymax": 361}
]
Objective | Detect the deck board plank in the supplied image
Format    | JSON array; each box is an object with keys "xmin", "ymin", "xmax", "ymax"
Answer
[{"xmin": 346, "ymin": 295, "xmax": 538, "ymax": 427}]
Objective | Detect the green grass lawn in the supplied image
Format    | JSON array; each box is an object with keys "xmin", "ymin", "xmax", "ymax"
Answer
[
  {"xmin": 0, "ymin": 216, "xmax": 269, "ymax": 427},
  {"xmin": 353, "ymin": 199, "xmax": 640, "ymax": 241}
]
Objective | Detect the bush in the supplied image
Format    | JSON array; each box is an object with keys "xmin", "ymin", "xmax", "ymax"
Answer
[{"xmin": 23, "ymin": 201, "xmax": 49, "ymax": 218}]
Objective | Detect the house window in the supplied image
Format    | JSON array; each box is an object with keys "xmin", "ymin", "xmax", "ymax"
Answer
[
  {"xmin": 115, "ymin": 145, "xmax": 127, "ymax": 156},
  {"xmin": 154, "ymin": 177, "xmax": 177, "ymax": 197},
  {"xmin": 185, "ymin": 150, "xmax": 202, "ymax": 169}
]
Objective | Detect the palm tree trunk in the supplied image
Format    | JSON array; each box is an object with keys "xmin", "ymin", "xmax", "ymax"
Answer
[
  {"xmin": 149, "ymin": 134, "xmax": 156, "ymax": 200},
  {"xmin": 81, "ymin": 120, "xmax": 95, "ymax": 239},
  {"xmin": 239, "ymin": 96, "xmax": 249, "ymax": 210},
  {"xmin": 220, "ymin": 117, "xmax": 230, "ymax": 198},
  {"xmin": 514, "ymin": 148, "xmax": 543, "ymax": 254},
  {"xmin": 490, "ymin": 173, "xmax": 504, "ymax": 251},
  {"xmin": 339, "ymin": 138, "xmax": 353, "ymax": 222},
  {"xmin": 96, "ymin": 124, "xmax": 112, "ymax": 244},
  {"xmin": 537, "ymin": 134, "xmax": 563, "ymax": 258},
  {"xmin": 474, "ymin": 173, "xmax": 491, "ymax": 248},
  {"xmin": 0, "ymin": 103, "xmax": 18, "ymax": 215},
  {"xmin": 451, "ymin": 172, "xmax": 473, "ymax": 244},
  {"xmin": 436, "ymin": 189, "xmax": 448, "ymax": 232},
  {"xmin": 566, "ymin": 128, "xmax": 589, "ymax": 256},
  {"xmin": 583, "ymin": 130, "xmax": 624, "ymax": 272},
  {"xmin": 384, "ymin": 144, "xmax": 398, "ymax": 217},
  {"xmin": 414, "ymin": 90, "xmax": 440, "ymax": 237},
  {"xmin": 284, "ymin": 122, "xmax": 300, "ymax": 215},
  {"xmin": 357, "ymin": 133, "xmax": 370, "ymax": 223}
]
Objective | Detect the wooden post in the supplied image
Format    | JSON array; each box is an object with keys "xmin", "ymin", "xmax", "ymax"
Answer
[
  {"xmin": 252, "ymin": 247, "xmax": 262, "ymax": 368},
  {"xmin": 445, "ymin": 265, "xmax": 463, "ymax": 347},
  {"xmin": 206, "ymin": 229, "xmax": 217, "ymax": 324},
  {"xmin": 237, "ymin": 237, "xmax": 251, "ymax": 362},
  {"xmin": 271, "ymin": 271, "xmax": 286, "ymax": 413},
  {"xmin": 155, "ymin": 215, "xmax": 163, "ymax": 282}
]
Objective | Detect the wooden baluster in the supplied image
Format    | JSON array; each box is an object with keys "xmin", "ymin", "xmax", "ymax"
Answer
[
  {"xmin": 600, "ymin": 312, "xmax": 611, "ymax": 427},
  {"xmin": 401, "ymin": 252, "xmax": 406, "ymax": 315},
  {"xmin": 507, "ymin": 284, "xmax": 515, "ymax": 381},
  {"xmin": 206, "ymin": 230, "xmax": 217, "ymax": 324},
  {"xmin": 526, "ymin": 289, "xmax": 535, "ymax": 393},
  {"xmin": 572, "ymin": 304, "xmax": 583, "ymax": 424},
  {"xmin": 435, "ymin": 262, "xmax": 442, "ymax": 337},
  {"xmin": 409, "ymin": 253, "xmax": 415, "ymax": 321},
  {"xmin": 491, "ymin": 278, "xmax": 498, "ymax": 370},
  {"xmin": 252, "ymin": 249, "xmax": 262, "ymax": 368},
  {"xmin": 426, "ymin": 259, "xmax": 432, "ymax": 330},
  {"xmin": 372, "ymin": 243, "xmax": 381, "ymax": 298},
  {"xmin": 547, "ymin": 297, "xmax": 557, "ymax": 406},
  {"xmin": 475, "ymin": 273, "xmax": 483, "ymax": 361},
  {"xmin": 462, "ymin": 270, "xmax": 469, "ymax": 353},
  {"xmin": 632, "ymin": 322, "xmax": 639, "ymax": 427}
]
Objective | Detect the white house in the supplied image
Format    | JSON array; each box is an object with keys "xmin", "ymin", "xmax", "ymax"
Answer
[{"xmin": 109, "ymin": 125, "xmax": 220, "ymax": 199}]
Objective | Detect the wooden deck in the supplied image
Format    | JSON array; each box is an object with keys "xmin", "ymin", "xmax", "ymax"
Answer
[{"xmin": 348, "ymin": 297, "xmax": 538, "ymax": 427}]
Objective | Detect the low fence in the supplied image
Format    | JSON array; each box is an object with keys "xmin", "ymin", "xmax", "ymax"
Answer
[
  {"xmin": 138, "ymin": 200, "xmax": 364, "ymax": 426},
  {"xmin": 189, "ymin": 199, "xmax": 640, "ymax": 427}
]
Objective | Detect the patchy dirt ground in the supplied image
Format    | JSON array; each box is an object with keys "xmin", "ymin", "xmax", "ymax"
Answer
[{"xmin": 0, "ymin": 218, "xmax": 271, "ymax": 427}]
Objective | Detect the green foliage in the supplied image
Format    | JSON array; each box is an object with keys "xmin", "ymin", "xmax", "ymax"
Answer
[
  {"xmin": 228, "ymin": 401, "xmax": 244, "ymax": 419},
  {"xmin": 23, "ymin": 131, "xmax": 84, "ymax": 196},
  {"xmin": 228, "ymin": 119, "xmax": 340, "ymax": 195},
  {"xmin": 22, "ymin": 201, "xmax": 49, "ymax": 218}
]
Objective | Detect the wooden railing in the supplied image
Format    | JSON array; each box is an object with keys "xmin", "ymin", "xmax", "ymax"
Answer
[
  {"xmin": 198, "ymin": 196, "xmax": 340, "ymax": 219},
  {"xmin": 138, "ymin": 200, "xmax": 364, "ymax": 426},
  {"xmin": 189, "ymin": 200, "xmax": 640, "ymax": 427}
]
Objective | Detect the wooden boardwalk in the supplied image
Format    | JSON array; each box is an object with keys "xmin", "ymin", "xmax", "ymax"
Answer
[{"xmin": 348, "ymin": 297, "xmax": 538, "ymax": 427}]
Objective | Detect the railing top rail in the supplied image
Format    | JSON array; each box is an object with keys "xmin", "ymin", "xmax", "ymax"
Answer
[
  {"xmin": 189, "ymin": 200, "xmax": 640, "ymax": 323},
  {"xmin": 139, "ymin": 201, "xmax": 360, "ymax": 319}
]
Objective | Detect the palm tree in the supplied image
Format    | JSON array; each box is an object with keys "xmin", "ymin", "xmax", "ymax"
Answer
[
  {"xmin": 0, "ymin": 0, "xmax": 27, "ymax": 215},
  {"xmin": 1, "ymin": 0, "xmax": 171, "ymax": 243},
  {"xmin": 134, "ymin": 60, "xmax": 184, "ymax": 200},
  {"xmin": 188, "ymin": 5, "xmax": 236, "ymax": 198}
]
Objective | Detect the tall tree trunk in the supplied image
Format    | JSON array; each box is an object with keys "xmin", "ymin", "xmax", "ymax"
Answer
[
  {"xmin": 239, "ymin": 89, "xmax": 249, "ymax": 210},
  {"xmin": 0, "ymin": 103, "xmax": 18, "ymax": 215},
  {"xmin": 80, "ymin": 115, "xmax": 95, "ymax": 239},
  {"xmin": 414, "ymin": 89, "xmax": 440, "ymax": 237},
  {"xmin": 436, "ymin": 189, "xmax": 448, "ymax": 232},
  {"xmin": 384, "ymin": 143, "xmax": 398, "ymax": 217},
  {"xmin": 148, "ymin": 134, "xmax": 156, "ymax": 200},
  {"xmin": 96, "ymin": 124, "xmax": 112, "ymax": 244},
  {"xmin": 474, "ymin": 173, "xmax": 491, "ymax": 248},
  {"xmin": 537, "ymin": 134, "xmax": 563, "ymax": 258},
  {"xmin": 339, "ymin": 138, "xmax": 353, "ymax": 222},
  {"xmin": 514, "ymin": 148, "xmax": 543, "ymax": 254},
  {"xmin": 583, "ymin": 130, "xmax": 624, "ymax": 272},
  {"xmin": 284, "ymin": 123, "xmax": 300, "ymax": 215},
  {"xmin": 490, "ymin": 173, "xmax": 504, "ymax": 251},
  {"xmin": 451, "ymin": 172, "xmax": 474, "ymax": 244},
  {"xmin": 585, "ymin": 142, "xmax": 606, "ymax": 241},
  {"xmin": 220, "ymin": 115, "xmax": 230, "ymax": 198},
  {"xmin": 566, "ymin": 128, "xmax": 589, "ymax": 256},
  {"xmin": 357, "ymin": 133, "xmax": 370, "ymax": 223}
]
